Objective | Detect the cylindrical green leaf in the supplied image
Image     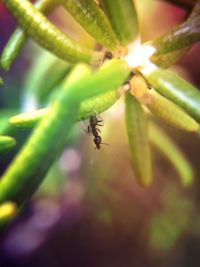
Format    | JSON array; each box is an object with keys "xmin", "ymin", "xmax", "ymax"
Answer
[
  {"xmin": 150, "ymin": 1, "xmax": 200, "ymax": 56},
  {"xmin": 10, "ymin": 109, "xmax": 48, "ymax": 128},
  {"xmin": 3, "ymin": 0, "xmax": 101, "ymax": 64},
  {"xmin": 0, "ymin": 136, "xmax": 16, "ymax": 154},
  {"xmin": 0, "ymin": 59, "xmax": 130, "ymax": 205},
  {"xmin": 125, "ymin": 93, "xmax": 152, "ymax": 186},
  {"xmin": 141, "ymin": 66, "xmax": 200, "ymax": 122},
  {"xmin": 0, "ymin": 64, "xmax": 90, "ymax": 205},
  {"xmin": 70, "ymin": 59, "xmax": 130, "ymax": 101},
  {"xmin": 0, "ymin": 0, "xmax": 59, "ymax": 71},
  {"xmin": 142, "ymin": 89, "xmax": 199, "ymax": 132},
  {"xmin": 0, "ymin": 109, "xmax": 19, "ymax": 135},
  {"xmin": 151, "ymin": 47, "xmax": 189, "ymax": 69},
  {"xmin": 59, "ymin": 0, "xmax": 118, "ymax": 50},
  {"xmin": 99, "ymin": 0, "xmax": 139, "ymax": 45},
  {"xmin": 10, "ymin": 90, "xmax": 119, "ymax": 128},
  {"xmin": 149, "ymin": 122, "xmax": 194, "ymax": 186}
]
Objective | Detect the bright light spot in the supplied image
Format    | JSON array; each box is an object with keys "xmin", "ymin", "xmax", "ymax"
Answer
[
  {"xmin": 124, "ymin": 38, "xmax": 157, "ymax": 74},
  {"xmin": 21, "ymin": 94, "xmax": 38, "ymax": 112},
  {"xmin": 0, "ymin": 202, "xmax": 17, "ymax": 221}
]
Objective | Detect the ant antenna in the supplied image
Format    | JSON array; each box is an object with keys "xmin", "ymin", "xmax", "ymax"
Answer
[
  {"xmin": 90, "ymin": 142, "xmax": 110, "ymax": 165},
  {"xmin": 90, "ymin": 147, "xmax": 97, "ymax": 165}
]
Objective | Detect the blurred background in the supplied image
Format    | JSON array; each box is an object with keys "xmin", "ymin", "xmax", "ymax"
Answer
[{"xmin": 1, "ymin": 1, "xmax": 200, "ymax": 266}]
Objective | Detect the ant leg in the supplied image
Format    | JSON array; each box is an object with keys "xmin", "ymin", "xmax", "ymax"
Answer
[
  {"xmin": 97, "ymin": 114, "xmax": 104, "ymax": 126},
  {"xmin": 85, "ymin": 125, "xmax": 92, "ymax": 135},
  {"xmin": 101, "ymin": 142, "xmax": 109, "ymax": 146}
]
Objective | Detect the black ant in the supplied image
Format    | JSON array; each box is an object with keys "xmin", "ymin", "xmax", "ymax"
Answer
[{"xmin": 86, "ymin": 115, "xmax": 103, "ymax": 150}]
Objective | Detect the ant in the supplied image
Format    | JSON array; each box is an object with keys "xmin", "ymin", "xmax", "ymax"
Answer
[{"xmin": 86, "ymin": 115, "xmax": 103, "ymax": 150}]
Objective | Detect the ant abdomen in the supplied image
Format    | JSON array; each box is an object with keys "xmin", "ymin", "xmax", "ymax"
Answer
[{"xmin": 94, "ymin": 136, "xmax": 102, "ymax": 150}]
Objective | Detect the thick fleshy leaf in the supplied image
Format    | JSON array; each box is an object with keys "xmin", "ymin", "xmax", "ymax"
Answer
[
  {"xmin": 3, "ymin": 0, "xmax": 101, "ymax": 64},
  {"xmin": 10, "ymin": 90, "xmax": 119, "ymax": 128},
  {"xmin": 0, "ymin": 60, "xmax": 130, "ymax": 205},
  {"xmin": 0, "ymin": 136, "xmax": 16, "ymax": 154},
  {"xmin": 149, "ymin": 122, "xmax": 194, "ymax": 186},
  {"xmin": 151, "ymin": 47, "xmax": 189, "ymax": 68},
  {"xmin": 99, "ymin": 0, "xmax": 139, "ymax": 45},
  {"xmin": 0, "ymin": 110, "xmax": 19, "ymax": 135},
  {"xmin": 141, "ymin": 66, "xmax": 200, "ymax": 122},
  {"xmin": 142, "ymin": 89, "xmax": 199, "ymax": 132},
  {"xmin": 0, "ymin": 0, "xmax": 59, "ymax": 71},
  {"xmin": 150, "ymin": 1, "xmax": 200, "ymax": 56},
  {"xmin": 59, "ymin": 0, "xmax": 118, "ymax": 50},
  {"xmin": 125, "ymin": 93, "xmax": 152, "ymax": 186}
]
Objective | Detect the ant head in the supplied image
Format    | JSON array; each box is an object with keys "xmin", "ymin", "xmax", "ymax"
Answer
[
  {"xmin": 89, "ymin": 115, "xmax": 98, "ymax": 125},
  {"xmin": 105, "ymin": 51, "xmax": 113, "ymax": 60}
]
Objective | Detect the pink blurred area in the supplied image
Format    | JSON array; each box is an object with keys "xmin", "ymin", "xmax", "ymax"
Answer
[{"xmin": 0, "ymin": 2, "xmax": 16, "ymax": 52}]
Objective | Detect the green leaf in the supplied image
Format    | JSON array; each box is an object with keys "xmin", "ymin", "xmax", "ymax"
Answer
[
  {"xmin": 125, "ymin": 93, "xmax": 152, "ymax": 186},
  {"xmin": 10, "ymin": 90, "xmax": 119, "ymax": 128},
  {"xmin": 142, "ymin": 89, "xmax": 199, "ymax": 132},
  {"xmin": 0, "ymin": 0, "xmax": 59, "ymax": 71},
  {"xmin": 150, "ymin": 1, "xmax": 200, "ymax": 56},
  {"xmin": 151, "ymin": 47, "xmax": 189, "ymax": 69},
  {"xmin": 99, "ymin": 0, "xmax": 139, "ymax": 45},
  {"xmin": 0, "ymin": 136, "xmax": 16, "ymax": 154},
  {"xmin": 0, "ymin": 59, "xmax": 130, "ymax": 205},
  {"xmin": 3, "ymin": 0, "xmax": 101, "ymax": 64},
  {"xmin": 149, "ymin": 122, "xmax": 194, "ymax": 186},
  {"xmin": 0, "ymin": 64, "xmax": 90, "ymax": 205},
  {"xmin": 10, "ymin": 109, "xmax": 48, "ymax": 128},
  {"xmin": 60, "ymin": 0, "xmax": 118, "ymax": 50},
  {"xmin": 141, "ymin": 67, "xmax": 200, "ymax": 122},
  {"xmin": 0, "ymin": 109, "xmax": 19, "ymax": 135}
]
